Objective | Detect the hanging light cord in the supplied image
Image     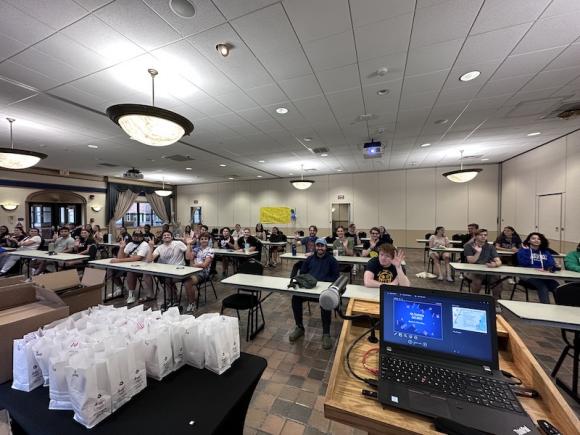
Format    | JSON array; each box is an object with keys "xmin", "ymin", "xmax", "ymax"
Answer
[
  {"xmin": 148, "ymin": 68, "xmax": 158, "ymax": 107},
  {"xmin": 7, "ymin": 118, "xmax": 15, "ymax": 150},
  {"xmin": 459, "ymin": 149, "xmax": 464, "ymax": 171}
]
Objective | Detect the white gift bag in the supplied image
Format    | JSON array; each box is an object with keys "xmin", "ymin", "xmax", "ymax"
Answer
[
  {"xmin": 203, "ymin": 321, "xmax": 231, "ymax": 375},
  {"xmin": 126, "ymin": 338, "xmax": 147, "ymax": 397},
  {"xmin": 141, "ymin": 325, "xmax": 173, "ymax": 380},
  {"xmin": 95, "ymin": 348, "xmax": 131, "ymax": 413},
  {"xmin": 31, "ymin": 336, "xmax": 57, "ymax": 386},
  {"xmin": 183, "ymin": 318, "xmax": 205, "ymax": 369},
  {"xmin": 49, "ymin": 352, "xmax": 73, "ymax": 410},
  {"xmin": 66, "ymin": 352, "xmax": 111, "ymax": 429},
  {"xmin": 223, "ymin": 315, "xmax": 240, "ymax": 363},
  {"xmin": 12, "ymin": 339, "xmax": 43, "ymax": 392},
  {"xmin": 168, "ymin": 323, "xmax": 186, "ymax": 372}
]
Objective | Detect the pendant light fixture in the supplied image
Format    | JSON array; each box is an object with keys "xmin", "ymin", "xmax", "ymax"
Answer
[
  {"xmin": 106, "ymin": 69, "xmax": 193, "ymax": 146},
  {"xmin": 155, "ymin": 178, "xmax": 172, "ymax": 197},
  {"xmin": 290, "ymin": 164, "xmax": 315, "ymax": 190},
  {"xmin": 442, "ymin": 150, "xmax": 482, "ymax": 183},
  {"xmin": 0, "ymin": 118, "xmax": 47, "ymax": 170}
]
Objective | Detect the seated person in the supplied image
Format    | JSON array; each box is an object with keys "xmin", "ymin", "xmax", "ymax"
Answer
[
  {"xmin": 459, "ymin": 223, "xmax": 479, "ymax": 247},
  {"xmin": 154, "ymin": 224, "xmax": 170, "ymax": 244},
  {"xmin": 495, "ymin": 226, "xmax": 522, "ymax": 252},
  {"xmin": 74, "ymin": 228, "xmax": 97, "ymax": 260},
  {"xmin": 0, "ymin": 228, "xmax": 42, "ymax": 276},
  {"xmin": 110, "ymin": 230, "xmax": 153, "ymax": 304},
  {"xmin": 236, "ymin": 228, "xmax": 259, "ymax": 252},
  {"xmin": 332, "ymin": 226, "xmax": 354, "ymax": 256},
  {"xmin": 362, "ymin": 227, "xmax": 385, "ymax": 257},
  {"xmin": 378, "ymin": 226, "xmax": 393, "ymax": 244},
  {"xmin": 255, "ymin": 223, "xmax": 266, "ymax": 241},
  {"xmin": 516, "ymin": 232, "xmax": 559, "ymax": 304},
  {"xmin": 428, "ymin": 226, "xmax": 453, "ymax": 282},
  {"xmin": 33, "ymin": 227, "xmax": 76, "ymax": 275},
  {"xmin": 268, "ymin": 226, "xmax": 286, "ymax": 267},
  {"xmin": 186, "ymin": 232, "xmax": 214, "ymax": 308},
  {"xmin": 142, "ymin": 224, "xmax": 155, "ymax": 243},
  {"xmin": 564, "ymin": 242, "xmax": 580, "ymax": 272},
  {"xmin": 289, "ymin": 238, "xmax": 339, "ymax": 350},
  {"xmin": 295, "ymin": 225, "xmax": 318, "ymax": 255},
  {"xmin": 147, "ymin": 231, "xmax": 196, "ymax": 312},
  {"xmin": 92, "ymin": 225, "xmax": 104, "ymax": 244},
  {"xmin": 364, "ymin": 244, "xmax": 409, "ymax": 287},
  {"xmin": 5, "ymin": 226, "xmax": 25, "ymax": 249},
  {"xmin": 0, "ymin": 225, "xmax": 11, "ymax": 247},
  {"xmin": 216, "ymin": 226, "xmax": 236, "ymax": 277},
  {"xmin": 346, "ymin": 223, "xmax": 359, "ymax": 245},
  {"xmin": 464, "ymin": 229, "xmax": 502, "ymax": 299}
]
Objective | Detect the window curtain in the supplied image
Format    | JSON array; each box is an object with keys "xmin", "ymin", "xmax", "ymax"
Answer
[
  {"xmin": 108, "ymin": 189, "xmax": 139, "ymax": 236},
  {"xmin": 145, "ymin": 192, "xmax": 170, "ymax": 223}
]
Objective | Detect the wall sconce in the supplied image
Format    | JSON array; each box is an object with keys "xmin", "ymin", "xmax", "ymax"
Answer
[
  {"xmin": 91, "ymin": 205, "xmax": 102, "ymax": 212},
  {"xmin": 1, "ymin": 202, "xmax": 19, "ymax": 211}
]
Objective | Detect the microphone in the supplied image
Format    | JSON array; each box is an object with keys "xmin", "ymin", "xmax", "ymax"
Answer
[{"xmin": 319, "ymin": 275, "xmax": 349, "ymax": 311}]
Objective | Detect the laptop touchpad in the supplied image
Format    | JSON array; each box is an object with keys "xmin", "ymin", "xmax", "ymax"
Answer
[{"xmin": 409, "ymin": 391, "xmax": 451, "ymax": 418}]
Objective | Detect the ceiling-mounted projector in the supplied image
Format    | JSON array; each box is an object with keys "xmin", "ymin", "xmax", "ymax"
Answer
[{"xmin": 363, "ymin": 140, "xmax": 383, "ymax": 159}]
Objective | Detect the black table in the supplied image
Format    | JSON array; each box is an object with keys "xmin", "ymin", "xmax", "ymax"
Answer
[{"xmin": 0, "ymin": 353, "xmax": 266, "ymax": 435}]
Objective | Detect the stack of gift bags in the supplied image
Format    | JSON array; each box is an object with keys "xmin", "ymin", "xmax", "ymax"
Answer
[{"xmin": 11, "ymin": 305, "xmax": 240, "ymax": 429}]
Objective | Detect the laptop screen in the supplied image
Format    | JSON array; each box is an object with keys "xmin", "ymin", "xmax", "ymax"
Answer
[{"xmin": 381, "ymin": 286, "xmax": 496, "ymax": 366}]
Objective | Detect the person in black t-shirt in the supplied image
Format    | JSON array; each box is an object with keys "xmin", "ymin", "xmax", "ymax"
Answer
[
  {"xmin": 362, "ymin": 227, "xmax": 385, "ymax": 258},
  {"xmin": 74, "ymin": 228, "xmax": 97, "ymax": 260},
  {"xmin": 216, "ymin": 226, "xmax": 236, "ymax": 277},
  {"xmin": 364, "ymin": 244, "xmax": 409, "ymax": 287},
  {"xmin": 295, "ymin": 225, "xmax": 318, "ymax": 255},
  {"xmin": 236, "ymin": 228, "xmax": 259, "ymax": 251},
  {"xmin": 378, "ymin": 226, "xmax": 393, "ymax": 244}
]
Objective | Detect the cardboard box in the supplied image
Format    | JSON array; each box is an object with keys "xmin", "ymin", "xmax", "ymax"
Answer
[
  {"xmin": 0, "ymin": 285, "xmax": 69, "ymax": 383},
  {"xmin": 32, "ymin": 268, "xmax": 105, "ymax": 315},
  {"xmin": 0, "ymin": 275, "xmax": 26, "ymax": 287}
]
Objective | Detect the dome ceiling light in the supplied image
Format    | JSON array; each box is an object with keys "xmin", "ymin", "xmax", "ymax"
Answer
[
  {"xmin": 0, "ymin": 118, "xmax": 47, "ymax": 170},
  {"xmin": 442, "ymin": 150, "xmax": 482, "ymax": 183},
  {"xmin": 290, "ymin": 164, "xmax": 315, "ymax": 190}
]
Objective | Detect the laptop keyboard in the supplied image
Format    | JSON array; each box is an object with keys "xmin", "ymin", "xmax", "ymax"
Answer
[{"xmin": 380, "ymin": 356, "xmax": 524, "ymax": 414}]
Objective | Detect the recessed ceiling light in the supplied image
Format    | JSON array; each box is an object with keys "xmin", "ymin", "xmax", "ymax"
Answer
[
  {"xmin": 169, "ymin": 0, "xmax": 196, "ymax": 18},
  {"xmin": 216, "ymin": 43, "xmax": 231, "ymax": 57},
  {"xmin": 276, "ymin": 107, "xmax": 288, "ymax": 114},
  {"xmin": 303, "ymin": 137, "xmax": 312, "ymax": 142},
  {"xmin": 337, "ymin": 169, "xmax": 343, "ymax": 172},
  {"xmin": 376, "ymin": 67, "xmax": 389, "ymax": 77},
  {"xmin": 185, "ymin": 167, "xmax": 192, "ymax": 170},
  {"xmin": 481, "ymin": 158, "xmax": 489, "ymax": 161},
  {"xmin": 258, "ymin": 160, "xmax": 265, "ymax": 163},
  {"xmin": 289, "ymin": 173, "xmax": 294, "ymax": 176},
  {"xmin": 87, "ymin": 144, "xmax": 98, "ymax": 149},
  {"xmin": 39, "ymin": 144, "xmax": 47, "ymax": 148},
  {"xmin": 219, "ymin": 164, "xmax": 227, "ymax": 167},
  {"xmin": 256, "ymin": 175, "xmax": 262, "ymax": 178},
  {"xmin": 459, "ymin": 71, "xmax": 481, "ymax": 82},
  {"xmin": 228, "ymin": 177, "xmax": 235, "ymax": 180},
  {"xmin": 409, "ymin": 162, "xmax": 417, "ymax": 166},
  {"xmin": 434, "ymin": 119, "xmax": 448, "ymax": 125},
  {"xmin": 320, "ymin": 153, "xmax": 328, "ymax": 157},
  {"xmin": 420, "ymin": 143, "xmax": 431, "ymax": 148},
  {"xmin": 527, "ymin": 132, "xmax": 541, "ymax": 136},
  {"xmin": 376, "ymin": 89, "xmax": 390, "ymax": 96}
]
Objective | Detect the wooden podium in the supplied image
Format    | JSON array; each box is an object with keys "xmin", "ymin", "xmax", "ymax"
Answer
[{"xmin": 324, "ymin": 299, "xmax": 580, "ymax": 435}]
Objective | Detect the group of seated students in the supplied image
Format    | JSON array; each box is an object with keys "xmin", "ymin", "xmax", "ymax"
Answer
[{"xmin": 428, "ymin": 222, "xmax": 580, "ymax": 304}]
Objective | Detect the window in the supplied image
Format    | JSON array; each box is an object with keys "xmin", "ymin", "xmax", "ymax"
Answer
[{"xmin": 116, "ymin": 202, "xmax": 163, "ymax": 227}]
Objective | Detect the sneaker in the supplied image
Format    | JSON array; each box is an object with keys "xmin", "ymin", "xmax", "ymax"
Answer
[
  {"xmin": 113, "ymin": 285, "xmax": 123, "ymax": 297},
  {"xmin": 446, "ymin": 276, "xmax": 454, "ymax": 282},
  {"xmin": 288, "ymin": 326, "xmax": 305, "ymax": 342},
  {"xmin": 507, "ymin": 278, "xmax": 515, "ymax": 285},
  {"xmin": 126, "ymin": 291, "xmax": 136, "ymax": 304},
  {"xmin": 322, "ymin": 334, "xmax": 332, "ymax": 350},
  {"xmin": 185, "ymin": 303, "xmax": 195, "ymax": 313},
  {"xmin": 438, "ymin": 275, "xmax": 444, "ymax": 281}
]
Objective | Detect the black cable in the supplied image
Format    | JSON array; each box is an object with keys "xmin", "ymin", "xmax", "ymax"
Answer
[
  {"xmin": 500, "ymin": 369, "xmax": 522, "ymax": 385},
  {"xmin": 345, "ymin": 325, "xmax": 378, "ymax": 387}
]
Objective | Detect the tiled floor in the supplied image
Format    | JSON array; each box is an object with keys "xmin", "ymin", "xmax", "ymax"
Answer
[{"xmin": 109, "ymin": 248, "xmax": 579, "ymax": 434}]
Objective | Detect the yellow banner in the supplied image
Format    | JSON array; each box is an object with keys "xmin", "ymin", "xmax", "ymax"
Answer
[{"xmin": 260, "ymin": 207, "xmax": 291, "ymax": 224}]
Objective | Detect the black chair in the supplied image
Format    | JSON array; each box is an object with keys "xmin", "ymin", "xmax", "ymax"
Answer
[
  {"xmin": 551, "ymin": 282, "xmax": 580, "ymax": 402},
  {"xmin": 290, "ymin": 261, "xmax": 312, "ymax": 315},
  {"xmin": 221, "ymin": 259, "xmax": 266, "ymax": 341},
  {"xmin": 196, "ymin": 259, "xmax": 218, "ymax": 309},
  {"xmin": 423, "ymin": 233, "xmax": 432, "ymax": 266},
  {"xmin": 509, "ymin": 254, "xmax": 540, "ymax": 302}
]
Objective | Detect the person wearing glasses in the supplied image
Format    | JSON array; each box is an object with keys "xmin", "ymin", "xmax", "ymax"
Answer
[
  {"xmin": 361, "ymin": 227, "xmax": 385, "ymax": 258},
  {"xmin": 111, "ymin": 230, "xmax": 152, "ymax": 304}
]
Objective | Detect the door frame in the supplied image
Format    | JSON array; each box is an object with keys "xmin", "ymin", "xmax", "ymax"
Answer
[{"xmin": 536, "ymin": 193, "xmax": 564, "ymax": 252}]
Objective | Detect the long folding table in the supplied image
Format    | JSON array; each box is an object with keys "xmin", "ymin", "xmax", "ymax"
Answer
[{"xmin": 7, "ymin": 249, "xmax": 89, "ymax": 277}]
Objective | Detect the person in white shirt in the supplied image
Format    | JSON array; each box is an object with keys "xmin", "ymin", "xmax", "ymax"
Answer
[
  {"xmin": 147, "ymin": 230, "xmax": 196, "ymax": 312},
  {"xmin": 428, "ymin": 226, "xmax": 453, "ymax": 282},
  {"xmin": 110, "ymin": 230, "xmax": 152, "ymax": 304},
  {"xmin": 186, "ymin": 232, "xmax": 214, "ymax": 287},
  {"xmin": 0, "ymin": 228, "xmax": 42, "ymax": 276},
  {"xmin": 34, "ymin": 226, "xmax": 75, "ymax": 275}
]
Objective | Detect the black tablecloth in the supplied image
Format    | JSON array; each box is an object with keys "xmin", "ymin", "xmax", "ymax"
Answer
[{"xmin": 0, "ymin": 353, "xmax": 266, "ymax": 435}]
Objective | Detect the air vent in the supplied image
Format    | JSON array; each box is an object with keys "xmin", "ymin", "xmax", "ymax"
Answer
[
  {"xmin": 312, "ymin": 147, "xmax": 329, "ymax": 154},
  {"xmin": 355, "ymin": 113, "xmax": 378, "ymax": 122},
  {"xmin": 462, "ymin": 154, "xmax": 484, "ymax": 160},
  {"xmin": 162, "ymin": 154, "xmax": 195, "ymax": 162},
  {"xmin": 98, "ymin": 163, "xmax": 119, "ymax": 167},
  {"xmin": 304, "ymin": 168, "xmax": 317, "ymax": 172}
]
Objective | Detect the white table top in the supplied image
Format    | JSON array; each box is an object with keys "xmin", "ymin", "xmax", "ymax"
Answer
[
  {"xmin": 89, "ymin": 258, "xmax": 202, "ymax": 279},
  {"xmin": 2, "ymin": 247, "xmax": 16, "ymax": 251},
  {"xmin": 260, "ymin": 241, "xmax": 287, "ymax": 246},
  {"xmin": 430, "ymin": 247, "xmax": 464, "ymax": 253},
  {"xmin": 495, "ymin": 248, "xmax": 565, "ymax": 259},
  {"xmin": 212, "ymin": 248, "xmax": 259, "ymax": 257},
  {"xmin": 450, "ymin": 262, "xmax": 580, "ymax": 281},
  {"xmin": 8, "ymin": 249, "xmax": 89, "ymax": 261},
  {"xmin": 280, "ymin": 252, "xmax": 370, "ymax": 265},
  {"xmin": 221, "ymin": 273, "xmax": 379, "ymax": 302},
  {"xmin": 499, "ymin": 300, "xmax": 580, "ymax": 331}
]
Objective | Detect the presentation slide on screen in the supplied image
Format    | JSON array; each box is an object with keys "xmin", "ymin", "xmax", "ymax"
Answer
[
  {"xmin": 452, "ymin": 306, "xmax": 488, "ymax": 334},
  {"xmin": 393, "ymin": 299, "xmax": 443, "ymax": 341}
]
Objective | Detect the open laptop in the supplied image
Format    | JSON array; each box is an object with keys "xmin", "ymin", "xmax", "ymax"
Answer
[{"xmin": 379, "ymin": 285, "xmax": 539, "ymax": 435}]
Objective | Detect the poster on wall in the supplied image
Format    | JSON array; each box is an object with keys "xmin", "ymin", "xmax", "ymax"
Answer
[{"xmin": 260, "ymin": 207, "xmax": 292, "ymax": 224}]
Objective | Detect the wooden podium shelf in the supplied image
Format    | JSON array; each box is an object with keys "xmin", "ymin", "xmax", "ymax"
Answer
[{"xmin": 324, "ymin": 299, "xmax": 580, "ymax": 435}]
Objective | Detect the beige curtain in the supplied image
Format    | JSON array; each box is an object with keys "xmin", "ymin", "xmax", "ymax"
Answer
[
  {"xmin": 108, "ymin": 189, "xmax": 139, "ymax": 236},
  {"xmin": 145, "ymin": 193, "xmax": 170, "ymax": 224}
]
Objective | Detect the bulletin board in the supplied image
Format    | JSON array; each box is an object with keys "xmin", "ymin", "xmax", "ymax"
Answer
[{"xmin": 259, "ymin": 207, "xmax": 292, "ymax": 224}]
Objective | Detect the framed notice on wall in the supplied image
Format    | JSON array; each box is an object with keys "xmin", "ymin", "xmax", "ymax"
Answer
[{"xmin": 260, "ymin": 207, "xmax": 292, "ymax": 224}]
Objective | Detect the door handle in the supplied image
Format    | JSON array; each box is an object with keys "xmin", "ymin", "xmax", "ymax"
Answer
[{"xmin": 555, "ymin": 226, "xmax": 559, "ymax": 231}]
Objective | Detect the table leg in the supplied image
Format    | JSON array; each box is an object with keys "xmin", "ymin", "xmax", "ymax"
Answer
[{"xmin": 555, "ymin": 332, "xmax": 579, "ymax": 403}]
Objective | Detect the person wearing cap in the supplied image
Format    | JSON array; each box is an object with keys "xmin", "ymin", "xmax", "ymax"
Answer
[
  {"xmin": 289, "ymin": 238, "xmax": 339, "ymax": 350},
  {"xmin": 111, "ymin": 230, "xmax": 152, "ymax": 304}
]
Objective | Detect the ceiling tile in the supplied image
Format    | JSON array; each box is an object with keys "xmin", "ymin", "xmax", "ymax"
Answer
[
  {"xmin": 303, "ymin": 30, "xmax": 356, "ymax": 72},
  {"xmin": 519, "ymin": 67, "xmax": 580, "ymax": 93},
  {"xmin": 0, "ymin": 32, "xmax": 27, "ymax": 62},
  {"xmin": 359, "ymin": 51, "xmax": 406, "ymax": 85},
  {"xmin": 0, "ymin": 78, "xmax": 38, "ymax": 106},
  {"xmin": 4, "ymin": 0, "xmax": 88, "ymax": 29},
  {"xmin": 95, "ymin": 0, "xmax": 181, "ymax": 51},
  {"xmin": 547, "ymin": 42, "xmax": 580, "ymax": 70},
  {"xmin": 211, "ymin": 0, "xmax": 278, "ymax": 20},
  {"xmin": 406, "ymin": 39, "xmax": 463, "ymax": 76},
  {"xmin": 257, "ymin": 48, "xmax": 313, "ymax": 81},
  {"xmin": 512, "ymin": 11, "xmax": 580, "ymax": 55},
  {"xmin": 0, "ymin": 1, "xmax": 55, "ymax": 47},
  {"xmin": 492, "ymin": 47, "xmax": 562, "ymax": 80},
  {"xmin": 245, "ymin": 83, "xmax": 287, "ymax": 106},
  {"xmin": 477, "ymin": 74, "xmax": 533, "ymax": 98},
  {"xmin": 283, "ymin": 0, "xmax": 350, "ymax": 44},
  {"xmin": 316, "ymin": 63, "xmax": 359, "ymax": 94},
  {"xmin": 402, "ymin": 70, "xmax": 449, "ymax": 96},
  {"xmin": 354, "ymin": 13, "xmax": 413, "ymax": 62},
  {"xmin": 278, "ymin": 75, "xmax": 323, "ymax": 100},
  {"xmin": 470, "ymin": 0, "xmax": 550, "ymax": 35},
  {"xmin": 350, "ymin": 0, "xmax": 413, "ymax": 28},
  {"xmin": 0, "ymin": 59, "xmax": 66, "ymax": 91},
  {"xmin": 542, "ymin": 0, "xmax": 580, "ymax": 18}
]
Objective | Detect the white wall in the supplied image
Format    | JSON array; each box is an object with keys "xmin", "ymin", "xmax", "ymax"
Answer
[
  {"xmin": 0, "ymin": 170, "xmax": 107, "ymax": 229},
  {"xmin": 177, "ymin": 164, "xmax": 499, "ymax": 247},
  {"xmin": 501, "ymin": 129, "xmax": 580, "ymax": 251}
]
